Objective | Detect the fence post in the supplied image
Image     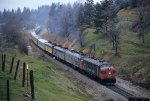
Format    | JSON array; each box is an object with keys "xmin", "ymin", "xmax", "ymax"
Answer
[
  {"xmin": 2, "ymin": 54, "xmax": 5, "ymax": 72},
  {"xmin": 7, "ymin": 80, "xmax": 10, "ymax": 101},
  {"xmin": 2, "ymin": 54, "xmax": 4, "ymax": 72},
  {"xmin": 22, "ymin": 62, "xmax": 26, "ymax": 87},
  {"xmin": 30, "ymin": 70, "xmax": 35, "ymax": 99},
  {"xmin": 26, "ymin": 64, "xmax": 29, "ymax": 92},
  {"xmin": 1, "ymin": 54, "xmax": 3, "ymax": 71},
  {"xmin": 9, "ymin": 57, "xmax": 15, "ymax": 73},
  {"xmin": 3, "ymin": 54, "xmax": 6, "ymax": 72},
  {"xmin": 14, "ymin": 60, "xmax": 20, "ymax": 80}
]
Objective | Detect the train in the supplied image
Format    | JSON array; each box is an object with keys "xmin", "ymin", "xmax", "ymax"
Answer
[{"xmin": 30, "ymin": 30, "xmax": 117, "ymax": 84}]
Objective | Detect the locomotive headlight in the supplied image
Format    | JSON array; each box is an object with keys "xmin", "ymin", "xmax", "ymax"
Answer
[{"xmin": 108, "ymin": 72, "xmax": 111, "ymax": 75}]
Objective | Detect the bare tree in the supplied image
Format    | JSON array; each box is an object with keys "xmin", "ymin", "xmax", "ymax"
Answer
[
  {"xmin": 78, "ymin": 27, "xmax": 86, "ymax": 47},
  {"xmin": 137, "ymin": 1, "xmax": 146, "ymax": 43},
  {"xmin": 107, "ymin": 19, "xmax": 120, "ymax": 56},
  {"xmin": 1, "ymin": 11, "xmax": 27, "ymax": 52},
  {"xmin": 106, "ymin": 0, "xmax": 120, "ymax": 56},
  {"xmin": 2, "ymin": 14, "xmax": 21, "ymax": 45}
]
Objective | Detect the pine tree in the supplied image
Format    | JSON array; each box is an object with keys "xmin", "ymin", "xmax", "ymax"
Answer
[
  {"xmin": 130, "ymin": 0, "xmax": 137, "ymax": 8},
  {"xmin": 84, "ymin": 0, "xmax": 95, "ymax": 27},
  {"xmin": 77, "ymin": 4, "xmax": 85, "ymax": 27},
  {"xmin": 49, "ymin": 3, "xmax": 56, "ymax": 16},
  {"xmin": 101, "ymin": 0, "xmax": 111, "ymax": 35},
  {"xmin": 0, "ymin": 11, "xmax": 2, "ymax": 23},
  {"xmin": 22, "ymin": 7, "xmax": 31, "ymax": 24},
  {"xmin": 94, "ymin": 3, "xmax": 103, "ymax": 32},
  {"xmin": 2, "ymin": 9, "xmax": 7, "ymax": 22},
  {"xmin": 16, "ymin": 8, "xmax": 21, "ymax": 16}
]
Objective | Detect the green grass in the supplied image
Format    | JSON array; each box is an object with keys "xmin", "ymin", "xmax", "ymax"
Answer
[
  {"xmin": 144, "ymin": 28, "xmax": 150, "ymax": 46},
  {"xmin": 84, "ymin": 29, "xmax": 100, "ymax": 44},
  {"xmin": 0, "ymin": 52, "xmax": 97, "ymax": 101}
]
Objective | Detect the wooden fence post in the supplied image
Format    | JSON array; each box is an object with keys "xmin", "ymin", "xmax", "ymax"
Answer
[
  {"xmin": 14, "ymin": 60, "xmax": 20, "ymax": 80},
  {"xmin": 1, "ymin": 54, "xmax": 3, "ymax": 71},
  {"xmin": 26, "ymin": 64, "xmax": 30, "ymax": 94},
  {"xmin": 30, "ymin": 70, "xmax": 35, "ymax": 99},
  {"xmin": 3, "ymin": 54, "xmax": 6, "ymax": 72},
  {"xmin": 2, "ymin": 54, "xmax": 5, "ymax": 72},
  {"xmin": 22, "ymin": 62, "xmax": 26, "ymax": 87},
  {"xmin": 7, "ymin": 80, "xmax": 10, "ymax": 101},
  {"xmin": 9, "ymin": 57, "xmax": 15, "ymax": 73}
]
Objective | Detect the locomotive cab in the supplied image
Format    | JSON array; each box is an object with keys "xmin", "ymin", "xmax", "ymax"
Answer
[{"xmin": 99, "ymin": 64, "xmax": 116, "ymax": 83}]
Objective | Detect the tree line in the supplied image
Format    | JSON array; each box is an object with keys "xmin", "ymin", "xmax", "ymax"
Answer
[
  {"xmin": 0, "ymin": 7, "xmax": 31, "ymax": 52},
  {"xmin": 0, "ymin": 0, "xmax": 149, "ymax": 55}
]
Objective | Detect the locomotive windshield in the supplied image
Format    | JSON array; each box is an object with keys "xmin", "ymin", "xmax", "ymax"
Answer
[{"xmin": 101, "ymin": 63, "xmax": 112, "ymax": 67}]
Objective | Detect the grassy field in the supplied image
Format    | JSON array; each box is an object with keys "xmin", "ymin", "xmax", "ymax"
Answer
[
  {"xmin": 0, "ymin": 50, "xmax": 101, "ymax": 101},
  {"xmin": 83, "ymin": 10, "xmax": 150, "ymax": 88}
]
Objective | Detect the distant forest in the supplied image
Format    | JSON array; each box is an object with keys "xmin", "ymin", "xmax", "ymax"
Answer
[{"xmin": 0, "ymin": 0, "xmax": 149, "ymax": 53}]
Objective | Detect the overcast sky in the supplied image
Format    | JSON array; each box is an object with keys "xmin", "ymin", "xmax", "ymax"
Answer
[{"xmin": 0, "ymin": 0, "xmax": 101, "ymax": 11}]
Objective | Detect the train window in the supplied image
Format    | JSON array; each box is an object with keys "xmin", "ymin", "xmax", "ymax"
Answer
[{"xmin": 101, "ymin": 70, "xmax": 106, "ymax": 74}]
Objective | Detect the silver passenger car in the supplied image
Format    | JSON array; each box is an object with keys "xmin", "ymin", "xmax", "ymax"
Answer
[
  {"xmin": 65, "ymin": 50, "xmax": 82, "ymax": 67},
  {"xmin": 38, "ymin": 39, "xmax": 48, "ymax": 50},
  {"xmin": 53, "ymin": 46, "xmax": 66, "ymax": 60}
]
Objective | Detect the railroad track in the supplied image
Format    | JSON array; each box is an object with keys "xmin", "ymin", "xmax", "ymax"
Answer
[
  {"xmin": 106, "ymin": 85, "xmax": 150, "ymax": 101},
  {"xmin": 106, "ymin": 85, "xmax": 135, "ymax": 98}
]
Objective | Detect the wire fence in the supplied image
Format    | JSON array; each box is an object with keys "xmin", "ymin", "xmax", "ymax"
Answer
[{"xmin": 0, "ymin": 54, "xmax": 35, "ymax": 101}]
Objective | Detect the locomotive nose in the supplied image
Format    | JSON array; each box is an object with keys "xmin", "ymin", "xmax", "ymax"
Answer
[{"xmin": 100, "ymin": 66, "xmax": 116, "ymax": 83}]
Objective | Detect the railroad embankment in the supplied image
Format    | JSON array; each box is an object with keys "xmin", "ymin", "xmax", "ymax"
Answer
[{"xmin": 0, "ymin": 49, "xmax": 113, "ymax": 101}]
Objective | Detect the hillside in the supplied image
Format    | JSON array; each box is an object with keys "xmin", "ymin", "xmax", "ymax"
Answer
[
  {"xmin": 83, "ymin": 9, "xmax": 150, "ymax": 89},
  {"xmin": 0, "ymin": 49, "xmax": 111, "ymax": 101}
]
